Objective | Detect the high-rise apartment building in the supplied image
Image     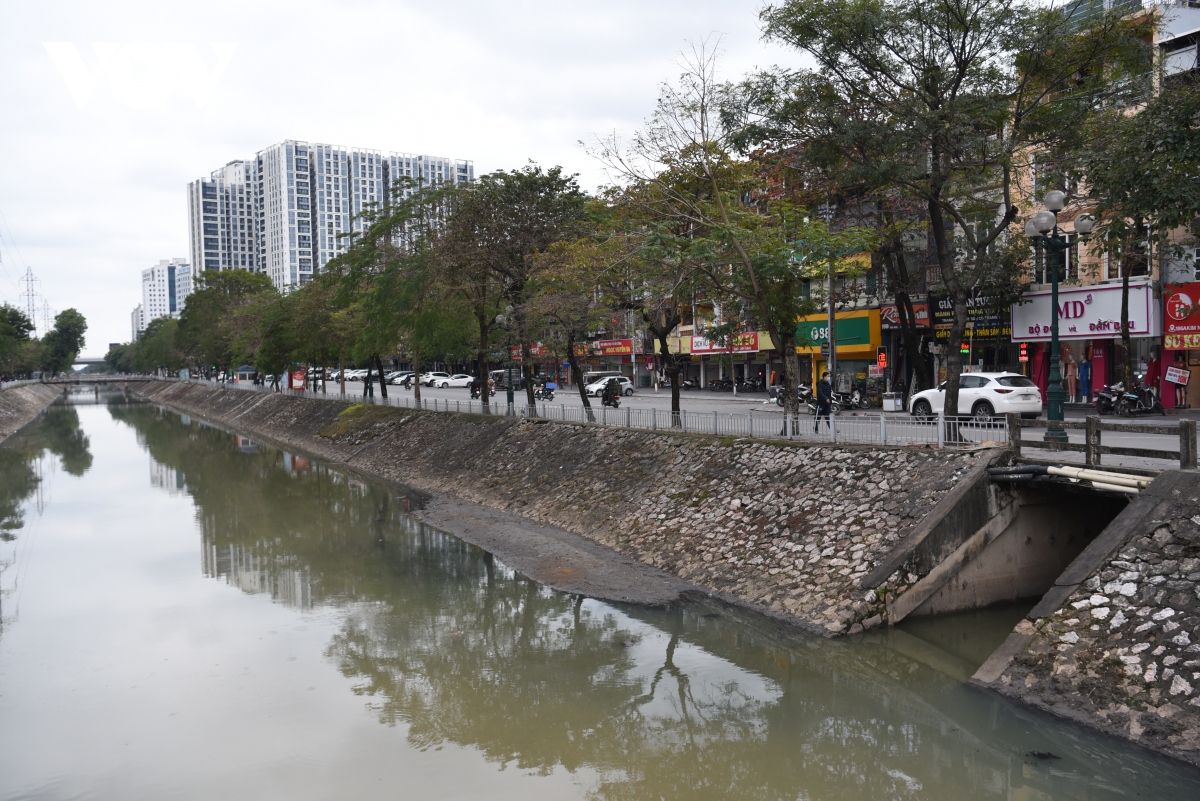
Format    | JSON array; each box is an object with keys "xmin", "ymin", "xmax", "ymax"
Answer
[
  {"xmin": 142, "ymin": 258, "xmax": 188, "ymax": 326},
  {"xmin": 175, "ymin": 261, "xmax": 194, "ymax": 309},
  {"xmin": 131, "ymin": 304, "xmax": 145, "ymax": 340},
  {"xmin": 188, "ymin": 140, "xmax": 472, "ymax": 292}
]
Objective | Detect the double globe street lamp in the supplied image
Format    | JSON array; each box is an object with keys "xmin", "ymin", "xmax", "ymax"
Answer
[{"xmin": 1024, "ymin": 189, "xmax": 1095, "ymax": 444}]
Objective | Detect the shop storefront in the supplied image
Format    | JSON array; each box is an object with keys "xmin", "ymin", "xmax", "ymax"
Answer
[
  {"xmin": 931, "ymin": 291, "xmax": 1015, "ymax": 376},
  {"xmin": 1011, "ymin": 279, "xmax": 1161, "ymax": 403},
  {"xmin": 663, "ymin": 331, "xmax": 780, "ymax": 389},
  {"xmin": 1162, "ymin": 283, "xmax": 1200, "ymax": 409},
  {"xmin": 880, "ymin": 300, "xmax": 931, "ymax": 396},
  {"xmin": 796, "ymin": 310, "xmax": 883, "ymax": 394}
]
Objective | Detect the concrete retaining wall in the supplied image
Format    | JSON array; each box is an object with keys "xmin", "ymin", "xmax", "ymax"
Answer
[
  {"xmin": 133, "ymin": 381, "xmax": 994, "ymax": 636},
  {"xmin": 0, "ymin": 383, "xmax": 66, "ymax": 442},
  {"xmin": 974, "ymin": 471, "xmax": 1200, "ymax": 767}
]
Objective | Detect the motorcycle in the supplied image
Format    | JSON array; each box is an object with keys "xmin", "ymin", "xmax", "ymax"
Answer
[
  {"xmin": 681, "ymin": 378, "xmax": 700, "ymax": 390},
  {"xmin": 1116, "ymin": 376, "xmax": 1164, "ymax": 417},
  {"xmin": 736, "ymin": 377, "xmax": 766, "ymax": 393},
  {"xmin": 601, "ymin": 392, "xmax": 620, "ymax": 409},
  {"xmin": 1093, "ymin": 382, "xmax": 1122, "ymax": 415},
  {"xmin": 534, "ymin": 385, "xmax": 556, "ymax": 401},
  {"xmin": 708, "ymin": 378, "xmax": 733, "ymax": 391}
]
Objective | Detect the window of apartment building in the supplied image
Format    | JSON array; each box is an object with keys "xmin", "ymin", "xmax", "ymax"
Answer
[{"xmin": 1032, "ymin": 233, "xmax": 1079, "ymax": 284}]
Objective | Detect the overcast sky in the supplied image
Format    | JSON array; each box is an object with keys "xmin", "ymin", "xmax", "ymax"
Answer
[{"xmin": 0, "ymin": 0, "xmax": 804, "ymax": 356}]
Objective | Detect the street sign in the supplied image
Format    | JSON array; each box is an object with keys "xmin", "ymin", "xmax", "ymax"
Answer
[{"xmin": 820, "ymin": 343, "xmax": 829, "ymax": 355}]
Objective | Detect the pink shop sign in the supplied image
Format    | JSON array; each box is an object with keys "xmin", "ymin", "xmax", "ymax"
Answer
[{"xmin": 1011, "ymin": 281, "xmax": 1159, "ymax": 342}]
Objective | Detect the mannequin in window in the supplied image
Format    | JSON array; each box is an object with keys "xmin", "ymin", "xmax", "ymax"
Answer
[{"xmin": 1065, "ymin": 347, "xmax": 1084, "ymax": 400}]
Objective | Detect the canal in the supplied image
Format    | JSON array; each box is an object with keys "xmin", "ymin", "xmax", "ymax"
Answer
[{"xmin": 1, "ymin": 395, "xmax": 1197, "ymax": 800}]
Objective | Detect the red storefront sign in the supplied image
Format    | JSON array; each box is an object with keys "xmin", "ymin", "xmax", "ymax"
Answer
[
  {"xmin": 1164, "ymin": 283, "xmax": 1200, "ymax": 349},
  {"xmin": 595, "ymin": 339, "xmax": 638, "ymax": 356},
  {"xmin": 880, "ymin": 302, "xmax": 930, "ymax": 328},
  {"xmin": 691, "ymin": 332, "xmax": 758, "ymax": 354}
]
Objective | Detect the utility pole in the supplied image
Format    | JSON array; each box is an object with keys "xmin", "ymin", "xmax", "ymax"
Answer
[
  {"xmin": 40, "ymin": 301, "xmax": 54, "ymax": 337},
  {"xmin": 20, "ymin": 268, "xmax": 39, "ymax": 336}
]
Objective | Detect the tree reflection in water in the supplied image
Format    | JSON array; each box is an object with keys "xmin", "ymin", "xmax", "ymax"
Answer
[
  {"xmin": 0, "ymin": 401, "xmax": 93, "ymax": 634},
  {"xmin": 105, "ymin": 402, "xmax": 1200, "ymax": 801}
]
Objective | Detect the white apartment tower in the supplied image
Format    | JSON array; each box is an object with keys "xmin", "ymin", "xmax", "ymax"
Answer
[
  {"xmin": 131, "ymin": 304, "xmax": 145, "ymax": 340},
  {"xmin": 188, "ymin": 140, "xmax": 473, "ymax": 292},
  {"xmin": 142, "ymin": 258, "xmax": 188, "ymax": 325}
]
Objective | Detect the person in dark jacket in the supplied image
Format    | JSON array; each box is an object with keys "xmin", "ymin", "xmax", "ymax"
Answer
[{"xmin": 815, "ymin": 370, "xmax": 832, "ymax": 432}]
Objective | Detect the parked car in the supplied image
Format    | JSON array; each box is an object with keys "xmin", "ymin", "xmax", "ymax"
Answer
[
  {"xmin": 437, "ymin": 374, "xmax": 474, "ymax": 388},
  {"xmin": 343, "ymin": 369, "xmax": 367, "ymax": 382},
  {"xmin": 582, "ymin": 370, "xmax": 623, "ymax": 387},
  {"xmin": 387, "ymin": 371, "xmax": 415, "ymax": 385},
  {"xmin": 585, "ymin": 376, "xmax": 635, "ymax": 397},
  {"xmin": 420, "ymin": 371, "xmax": 451, "ymax": 386},
  {"xmin": 908, "ymin": 372, "xmax": 1042, "ymax": 420}
]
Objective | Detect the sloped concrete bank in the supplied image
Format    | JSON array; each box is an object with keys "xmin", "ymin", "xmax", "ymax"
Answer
[
  {"xmin": 0, "ymin": 383, "xmax": 67, "ymax": 442},
  {"xmin": 974, "ymin": 470, "xmax": 1200, "ymax": 767},
  {"xmin": 134, "ymin": 381, "xmax": 991, "ymax": 636}
]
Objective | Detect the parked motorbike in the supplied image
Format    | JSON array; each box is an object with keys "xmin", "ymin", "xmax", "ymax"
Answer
[
  {"xmin": 681, "ymin": 378, "xmax": 700, "ymax": 390},
  {"xmin": 1093, "ymin": 382, "xmax": 1122, "ymax": 415},
  {"xmin": 1116, "ymin": 376, "xmax": 1164, "ymax": 417},
  {"xmin": 736, "ymin": 377, "xmax": 766, "ymax": 393},
  {"xmin": 708, "ymin": 378, "xmax": 733, "ymax": 391}
]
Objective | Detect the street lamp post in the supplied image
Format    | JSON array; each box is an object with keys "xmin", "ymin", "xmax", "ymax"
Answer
[
  {"xmin": 818, "ymin": 204, "xmax": 837, "ymax": 383},
  {"xmin": 1025, "ymin": 191, "xmax": 1094, "ymax": 444}
]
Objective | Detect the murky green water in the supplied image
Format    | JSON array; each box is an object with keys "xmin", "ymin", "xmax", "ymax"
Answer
[{"xmin": 1, "ymin": 395, "xmax": 1198, "ymax": 800}]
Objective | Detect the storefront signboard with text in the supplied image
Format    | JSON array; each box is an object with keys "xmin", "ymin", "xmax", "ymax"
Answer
[
  {"xmin": 1011, "ymin": 280, "xmax": 1159, "ymax": 341},
  {"xmin": 880, "ymin": 302, "xmax": 930, "ymax": 328},
  {"xmin": 1163, "ymin": 283, "xmax": 1200, "ymax": 349},
  {"xmin": 594, "ymin": 339, "xmax": 641, "ymax": 356},
  {"xmin": 691, "ymin": 332, "xmax": 759, "ymax": 354}
]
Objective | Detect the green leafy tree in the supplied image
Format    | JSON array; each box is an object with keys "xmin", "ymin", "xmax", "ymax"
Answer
[
  {"xmin": 738, "ymin": 0, "xmax": 1151, "ymax": 416},
  {"xmin": 1077, "ymin": 74, "xmax": 1200, "ymax": 382},
  {"xmin": 178, "ymin": 270, "xmax": 275, "ymax": 378},
  {"xmin": 0, "ymin": 304, "xmax": 35, "ymax": 377},
  {"xmin": 131, "ymin": 317, "xmax": 182, "ymax": 373},
  {"xmin": 40, "ymin": 309, "xmax": 87, "ymax": 375}
]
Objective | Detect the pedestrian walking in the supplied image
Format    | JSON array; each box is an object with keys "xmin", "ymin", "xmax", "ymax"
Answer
[{"xmin": 815, "ymin": 370, "xmax": 832, "ymax": 433}]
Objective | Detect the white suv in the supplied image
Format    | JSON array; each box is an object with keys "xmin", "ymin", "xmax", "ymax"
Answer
[{"xmin": 909, "ymin": 372, "xmax": 1042, "ymax": 420}]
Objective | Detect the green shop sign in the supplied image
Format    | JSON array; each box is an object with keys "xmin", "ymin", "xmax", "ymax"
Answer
[{"xmin": 796, "ymin": 316, "xmax": 871, "ymax": 348}]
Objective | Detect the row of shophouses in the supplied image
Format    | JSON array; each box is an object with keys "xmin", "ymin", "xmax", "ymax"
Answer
[{"xmin": 551, "ymin": 1, "xmax": 1200, "ymax": 409}]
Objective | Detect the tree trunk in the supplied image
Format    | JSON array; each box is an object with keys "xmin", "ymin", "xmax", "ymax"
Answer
[
  {"xmin": 411, "ymin": 349, "xmax": 421, "ymax": 402},
  {"xmin": 927, "ymin": 199, "xmax": 965, "ymax": 430},
  {"xmin": 1120, "ymin": 254, "xmax": 1132, "ymax": 386},
  {"xmin": 566, "ymin": 333, "xmax": 594, "ymax": 423},
  {"xmin": 339, "ymin": 352, "xmax": 346, "ymax": 396},
  {"xmin": 476, "ymin": 310, "xmax": 491, "ymax": 411},
  {"xmin": 521, "ymin": 342, "xmax": 537, "ymax": 415},
  {"xmin": 363, "ymin": 363, "xmax": 372, "ymax": 398},
  {"xmin": 374, "ymin": 354, "xmax": 388, "ymax": 399}
]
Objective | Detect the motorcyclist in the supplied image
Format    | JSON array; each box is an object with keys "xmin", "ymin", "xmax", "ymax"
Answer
[
  {"xmin": 602, "ymin": 377, "xmax": 620, "ymax": 407},
  {"xmin": 469, "ymin": 376, "xmax": 481, "ymax": 399}
]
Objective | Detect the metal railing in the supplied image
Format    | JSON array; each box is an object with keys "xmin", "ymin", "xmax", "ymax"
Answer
[
  {"xmin": 176, "ymin": 377, "xmax": 1007, "ymax": 450},
  {"xmin": 1008, "ymin": 413, "xmax": 1197, "ymax": 469}
]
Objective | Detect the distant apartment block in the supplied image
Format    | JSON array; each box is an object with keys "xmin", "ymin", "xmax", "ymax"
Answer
[
  {"xmin": 131, "ymin": 304, "xmax": 145, "ymax": 340},
  {"xmin": 142, "ymin": 258, "xmax": 188, "ymax": 327},
  {"xmin": 188, "ymin": 140, "xmax": 473, "ymax": 291}
]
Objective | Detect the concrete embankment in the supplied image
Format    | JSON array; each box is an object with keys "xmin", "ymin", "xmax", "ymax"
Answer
[
  {"xmin": 133, "ymin": 381, "xmax": 992, "ymax": 636},
  {"xmin": 974, "ymin": 470, "xmax": 1200, "ymax": 767},
  {"xmin": 0, "ymin": 383, "xmax": 67, "ymax": 442}
]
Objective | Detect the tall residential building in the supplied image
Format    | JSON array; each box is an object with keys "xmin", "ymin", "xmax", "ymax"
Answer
[
  {"xmin": 142, "ymin": 258, "xmax": 188, "ymax": 325},
  {"xmin": 188, "ymin": 140, "xmax": 473, "ymax": 292},
  {"xmin": 175, "ymin": 262, "xmax": 194, "ymax": 310},
  {"xmin": 131, "ymin": 304, "xmax": 145, "ymax": 340}
]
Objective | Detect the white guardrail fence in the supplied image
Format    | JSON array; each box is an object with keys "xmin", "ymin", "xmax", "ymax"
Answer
[{"xmin": 175, "ymin": 377, "xmax": 1008, "ymax": 450}]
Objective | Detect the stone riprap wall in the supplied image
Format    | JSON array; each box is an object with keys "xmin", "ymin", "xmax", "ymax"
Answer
[
  {"xmin": 0, "ymin": 383, "xmax": 64, "ymax": 441},
  {"xmin": 135, "ymin": 381, "xmax": 986, "ymax": 636},
  {"xmin": 984, "ymin": 471, "xmax": 1200, "ymax": 767}
]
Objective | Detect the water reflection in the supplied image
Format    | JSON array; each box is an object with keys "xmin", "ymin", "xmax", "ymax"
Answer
[
  {"xmin": 0, "ymin": 403, "xmax": 93, "ymax": 636},
  {"xmin": 96, "ymin": 403, "xmax": 1200, "ymax": 800}
]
